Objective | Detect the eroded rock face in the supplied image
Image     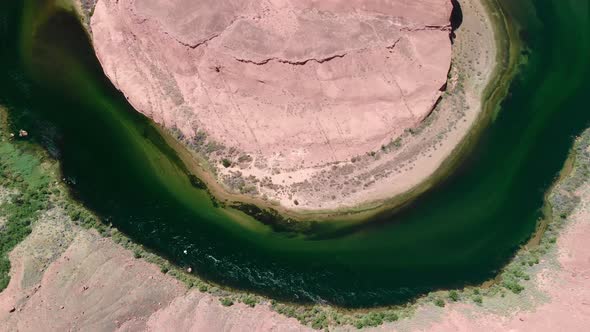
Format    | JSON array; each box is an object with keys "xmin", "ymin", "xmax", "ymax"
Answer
[{"xmin": 90, "ymin": 0, "xmax": 452, "ymax": 208}]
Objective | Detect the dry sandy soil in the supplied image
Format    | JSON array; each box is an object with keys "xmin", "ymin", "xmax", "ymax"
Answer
[
  {"xmin": 0, "ymin": 207, "xmax": 307, "ymax": 332},
  {"xmin": 1, "ymin": 177, "xmax": 589, "ymax": 332},
  {"xmin": 87, "ymin": 0, "xmax": 493, "ymax": 212},
  {"xmin": 380, "ymin": 182, "xmax": 590, "ymax": 332}
]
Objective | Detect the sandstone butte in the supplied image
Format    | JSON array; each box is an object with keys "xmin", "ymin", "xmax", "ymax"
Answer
[{"xmin": 90, "ymin": 0, "xmax": 456, "ymax": 214}]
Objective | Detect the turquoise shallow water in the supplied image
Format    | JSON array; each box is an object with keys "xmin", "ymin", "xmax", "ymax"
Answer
[{"xmin": 0, "ymin": 0, "xmax": 589, "ymax": 307}]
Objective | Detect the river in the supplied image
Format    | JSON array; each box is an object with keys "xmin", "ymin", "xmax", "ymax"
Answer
[{"xmin": 0, "ymin": 0, "xmax": 588, "ymax": 307}]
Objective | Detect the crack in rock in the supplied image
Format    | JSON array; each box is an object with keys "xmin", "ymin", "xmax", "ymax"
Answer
[
  {"xmin": 167, "ymin": 16, "xmax": 245, "ymax": 49},
  {"xmin": 232, "ymin": 53, "xmax": 348, "ymax": 66},
  {"xmin": 232, "ymin": 36, "xmax": 405, "ymax": 66},
  {"xmin": 187, "ymin": 33, "xmax": 221, "ymax": 49},
  {"xmin": 386, "ymin": 38, "xmax": 403, "ymax": 49},
  {"xmin": 401, "ymin": 24, "xmax": 451, "ymax": 32}
]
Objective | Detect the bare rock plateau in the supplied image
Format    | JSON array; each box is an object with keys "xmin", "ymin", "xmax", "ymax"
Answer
[{"xmin": 90, "ymin": 0, "xmax": 453, "ymax": 211}]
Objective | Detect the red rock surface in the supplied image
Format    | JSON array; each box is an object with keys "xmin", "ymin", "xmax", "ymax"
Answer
[
  {"xmin": 0, "ymin": 227, "xmax": 308, "ymax": 331},
  {"xmin": 90, "ymin": 0, "xmax": 452, "ymax": 204}
]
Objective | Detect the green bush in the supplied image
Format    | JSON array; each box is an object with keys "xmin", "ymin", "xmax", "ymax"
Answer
[
  {"xmin": 220, "ymin": 297, "xmax": 234, "ymax": 306},
  {"xmin": 240, "ymin": 295, "xmax": 257, "ymax": 307},
  {"xmin": 354, "ymin": 312, "xmax": 385, "ymax": 329},
  {"xmin": 502, "ymin": 280, "xmax": 524, "ymax": 294},
  {"xmin": 472, "ymin": 295, "xmax": 483, "ymax": 304},
  {"xmin": 311, "ymin": 313, "xmax": 328, "ymax": 330},
  {"xmin": 382, "ymin": 311, "xmax": 399, "ymax": 322},
  {"xmin": 68, "ymin": 209, "xmax": 81, "ymax": 221},
  {"xmin": 0, "ymin": 256, "xmax": 11, "ymax": 290},
  {"xmin": 133, "ymin": 249, "xmax": 142, "ymax": 259},
  {"xmin": 0, "ymin": 182, "xmax": 41, "ymax": 292}
]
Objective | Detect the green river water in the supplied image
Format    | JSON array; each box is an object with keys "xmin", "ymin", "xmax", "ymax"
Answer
[{"xmin": 0, "ymin": 0, "xmax": 589, "ymax": 307}]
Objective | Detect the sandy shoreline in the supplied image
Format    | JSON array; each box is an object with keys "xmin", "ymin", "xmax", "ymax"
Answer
[{"xmin": 77, "ymin": 0, "xmax": 516, "ymax": 219}]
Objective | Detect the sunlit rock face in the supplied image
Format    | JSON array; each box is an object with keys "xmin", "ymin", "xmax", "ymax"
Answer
[{"xmin": 91, "ymin": 0, "xmax": 451, "ymax": 166}]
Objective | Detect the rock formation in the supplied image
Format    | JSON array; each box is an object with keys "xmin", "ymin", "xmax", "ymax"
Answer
[{"xmin": 90, "ymin": 0, "xmax": 453, "ymax": 211}]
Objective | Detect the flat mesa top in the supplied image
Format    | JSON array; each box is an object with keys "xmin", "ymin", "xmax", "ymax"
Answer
[
  {"xmin": 93, "ymin": 0, "xmax": 452, "ymax": 166},
  {"xmin": 91, "ymin": 0, "xmax": 453, "ymax": 209}
]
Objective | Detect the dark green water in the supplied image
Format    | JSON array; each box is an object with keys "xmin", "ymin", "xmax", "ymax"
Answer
[{"xmin": 1, "ymin": 0, "xmax": 589, "ymax": 307}]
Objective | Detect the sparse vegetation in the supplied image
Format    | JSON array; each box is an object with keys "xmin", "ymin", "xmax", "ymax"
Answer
[
  {"xmin": 205, "ymin": 141, "xmax": 224, "ymax": 154},
  {"xmin": 0, "ymin": 52, "xmax": 588, "ymax": 329},
  {"xmin": 220, "ymin": 297, "xmax": 234, "ymax": 306},
  {"xmin": 237, "ymin": 154, "xmax": 253, "ymax": 163},
  {"xmin": 472, "ymin": 295, "xmax": 483, "ymax": 305},
  {"xmin": 133, "ymin": 249, "xmax": 142, "ymax": 259},
  {"xmin": 0, "ymin": 140, "xmax": 52, "ymax": 291},
  {"xmin": 143, "ymin": 127, "xmax": 590, "ymax": 330},
  {"xmin": 239, "ymin": 294, "xmax": 257, "ymax": 307}
]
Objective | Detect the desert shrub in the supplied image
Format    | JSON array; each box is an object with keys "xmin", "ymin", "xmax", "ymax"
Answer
[
  {"xmin": 205, "ymin": 141, "xmax": 224, "ymax": 154},
  {"xmin": 0, "ymin": 256, "xmax": 11, "ymax": 290},
  {"xmin": 472, "ymin": 295, "xmax": 483, "ymax": 304},
  {"xmin": 240, "ymin": 185, "xmax": 258, "ymax": 195},
  {"xmin": 382, "ymin": 311, "xmax": 399, "ymax": 323},
  {"xmin": 240, "ymin": 294, "xmax": 258, "ymax": 307},
  {"xmin": 133, "ymin": 249, "xmax": 142, "ymax": 259},
  {"xmin": 68, "ymin": 208, "xmax": 81, "ymax": 221},
  {"xmin": 238, "ymin": 154, "xmax": 253, "ymax": 163},
  {"xmin": 193, "ymin": 131, "xmax": 207, "ymax": 146},
  {"xmin": 502, "ymin": 279, "xmax": 524, "ymax": 294},
  {"xmin": 311, "ymin": 313, "xmax": 328, "ymax": 330},
  {"xmin": 354, "ymin": 312, "xmax": 385, "ymax": 329},
  {"xmin": 220, "ymin": 297, "xmax": 234, "ymax": 306}
]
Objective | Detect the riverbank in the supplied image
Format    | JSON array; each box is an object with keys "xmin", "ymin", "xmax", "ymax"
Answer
[
  {"xmin": 381, "ymin": 130, "xmax": 590, "ymax": 332},
  {"xmin": 0, "ymin": 106, "xmax": 392, "ymax": 328},
  {"xmin": 2, "ymin": 106, "xmax": 590, "ymax": 330},
  {"xmin": 78, "ymin": 0, "xmax": 515, "ymax": 222}
]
